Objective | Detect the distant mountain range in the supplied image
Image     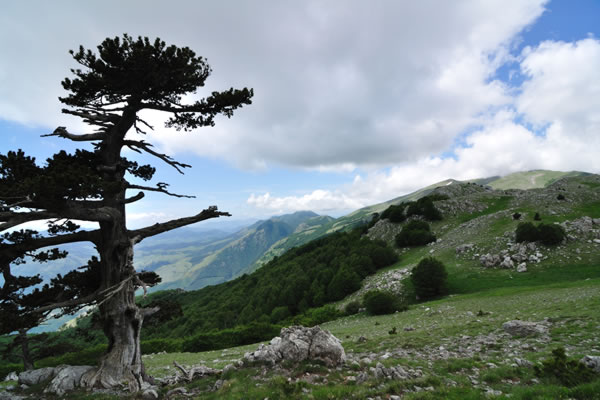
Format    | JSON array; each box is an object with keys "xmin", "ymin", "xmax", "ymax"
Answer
[
  {"xmin": 136, "ymin": 211, "xmax": 334, "ymax": 291},
  {"xmin": 14, "ymin": 169, "xmax": 591, "ymax": 300}
]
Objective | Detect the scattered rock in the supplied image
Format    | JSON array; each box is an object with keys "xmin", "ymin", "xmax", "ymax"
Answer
[
  {"xmin": 357, "ymin": 335, "xmax": 368, "ymax": 343},
  {"xmin": 243, "ymin": 325, "xmax": 346, "ymax": 367},
  {"xmin": 502, "ymin": 320, "xmax": 549, "ymax": 337},
  {"xmin": 371, "ymin": 362, "xmax": 423, "ymax": 380},
  {"xmin": 166, "ymin": 387, "xmax": 188, "ymax": 397},
  {"xmin": 500, "ymin": 256, "xmax": 514, "ymax": 269},
  {"xmin": 514, "ymin": 358, "xmax": 533, "ymax": 368},
  {"xmin": 516, "ymin": 263, "xmax": 527, "ymax": 273},
  {"xmin": 456, "ymin": 243, "xmax": 475, "ymax": 254}
]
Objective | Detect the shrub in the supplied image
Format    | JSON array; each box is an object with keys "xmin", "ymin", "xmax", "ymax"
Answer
[
  {"xmin": 534, "ymin": 212, "xmax": 542, "ymax": 221},
  {"xmin": 344, "ymin": 301, "xmax": 361, "ymax": 316},
  {"xmin": 515, "ymin": 222, "xmax": 539, "ymax": 243},
  {"xmin": 270, "ymin": 306, "xmax": 291, "ymax": 323},
  {"xmin": 515, "ymin": 222, "xmax": 565, "ymax": 246},
  {"xmin": 395, "ymin": 220, "xmax": 436, "ymax": 247},
  {"xmin": 406, "ymin": 197, "xmax": 443, "ymax": 221},
  {"xmin": 557, "ymin": 193, "xmax": 566, "ymax": 200},
  {"xmin": 534, "ymin": 347, "xmax": 596, "ymax": 387},
  {"xmin": 411, "ymin": 257, "xmax": 448, "ymax": 300},
  {"xmin": 537, "ymin": 223, "xmax": 566, "ymax": 246},
  {"xmin": 363, "ymin": 290, "xmax": 400, "ymax": 315},
  {"xmin": 512, "ymin": 212, "xmax": 521, "ymax": 220},
  {"xmin": 380, "ymin": 204, "xmax": 406, "ymax": 223}
]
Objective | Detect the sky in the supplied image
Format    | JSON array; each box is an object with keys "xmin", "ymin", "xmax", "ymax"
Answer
[{"xmin": 1, "ymin": 0, "xmax": 599, "ymax": 229}]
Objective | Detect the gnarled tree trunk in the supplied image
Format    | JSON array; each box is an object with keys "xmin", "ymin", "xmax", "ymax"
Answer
[{"xmin": 81, "ymin": 229, "xmax": 148, "ymax": 392}]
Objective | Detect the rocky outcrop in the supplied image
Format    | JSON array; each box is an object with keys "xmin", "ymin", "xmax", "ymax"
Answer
[
  {"xmin": 502, "ymin": 320, "xmax": 549, "ymax": 337},
  {"xmin": 243, "ymin": 325, "xmax": 345, "ymax": 367},
  {"xmin": 18, "ymin": 367, "xmax": 56, "ymax": 385},
  {"xmin": 44, "ymin": 365, "xmax": 94, "ymax": 396}
]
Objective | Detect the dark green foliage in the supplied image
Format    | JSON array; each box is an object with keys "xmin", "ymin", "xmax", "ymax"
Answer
[
  {"xmin": 0, "ymin": 363, "xmax": 22, "ymax": 380},
  {"xmin": 131, "ymin": 230, "xmax": 397, "ymax": 345},
  {"xmin": 513, "ymin": 212, "xmax": 521, "ymax": 220},
  {"xmin": 406, "ymin": 196, "xmax": 443, "ymax": 221},
  {"xmin": 534, "ymin": 347, "xmax": 596, "ymax": 387},
  {"xmin": 380, "ymin": 204, "xmax": 406, "ymax": 223},
  {"xmin": 537, "ymin": 223, "xmax": 566, "ymax": 245},
  {"xmin": 515, "ymin": 222, "xmax": 565, "ymax": 246},
  {"xmin": 140, "ymin": 338, "xmax": 183, "ymax": 354},
  {"xmin": 270, "ymin": 306, "xmax": 291, "ymax": 323},
  {"xmin": 557, "ymin": 193, "xmax": 566, "ymax": 200},
  {"xmin": 534, "ymin": 212, "xmax": 542, "ymax": 221},
  {"xmin": 411, "ymin": 257, "xmax": 448, "ymax": 300},
  {"xmin": 363, "ymin": 290, "xmax": 400, "ymax": 315},
  {"xmin": 516, "ymin": 222, "xmax": 539, "ymax": 243},
  {"xmin": 395, "ymin": 220, "xmax": 436, "ymax": 247},
  {"xmin": 327, "ymin": 267, "xmax": 361, "ymax": 301},
  {"xmin": 182, "ymin": 322, "xmax": 281, "ymax": 352},
  {"xmin": 344, "ymin": 301, "xmax": 361, "ymax": 316}
]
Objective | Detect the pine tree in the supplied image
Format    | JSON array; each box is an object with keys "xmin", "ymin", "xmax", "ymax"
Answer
[{"xmin": 0, "ymin": 34, "xmax": 252, "ymax": 390}]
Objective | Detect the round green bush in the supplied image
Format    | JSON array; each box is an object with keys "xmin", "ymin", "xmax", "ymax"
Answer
[
  {"xmin": 344, "ymin": 300, "xmax": 361, "ymax": 315},
  {"xmin": 515, "ymin": 222, "xmax": 538, "ymax": 243},
  {"xmin": 537, "ymin": 223, "xmax": 566, "ymax": 246},
  {"xmin": 411, "ymin": 257, "xmax": 448, "ymax": 300},
  {"xmin": 363, "ymin": 290, "xmax": 399, "ymax": 315},
  {"xmin": 395, "ymin": 220, "xmax": 436, "ymax": 247}
]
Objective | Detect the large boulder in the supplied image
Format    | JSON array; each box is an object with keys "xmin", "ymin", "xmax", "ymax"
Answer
[
  {"xmin": 502, "ymin": 320, "xmax": 549, "ymax": 337},
  {"xmin": 18, "ymin": 367, "xmax": 56, "ymax": 385},
  {"xmin": 44, "ymin": 365, "xmax": 94, "ymax": 396},
  {"xmin": 244, "ymin": 325, "xmax": 345, "ymax": 367}
]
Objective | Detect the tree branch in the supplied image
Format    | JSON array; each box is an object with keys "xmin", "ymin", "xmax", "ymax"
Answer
[
  {"xmin": 123, "ymin": 140, "xmax": 190, "ymax": 174},
  {"xmin": 42, "ymin": 126, "xmax": 106, "ymax": 142},
  {"xmin": 0, "ymin": 206, "xmax": 115, "ymax": 231},
  {"xmin": 123, "ymin": 191, "xmax": 145, "ymax": 204},
  {"xmin": 0, "ymin": 230, "xmax": 100, "ymax": 261},
  {"xmin": 130, "ymin": 206, "xmax": 230, "ymax": 242},
  {"xmin": 127, "ymin": 184, "xmax": 194, "ymax": 199}
]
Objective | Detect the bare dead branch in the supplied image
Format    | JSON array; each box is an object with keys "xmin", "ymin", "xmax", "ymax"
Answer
[
  {"xmin": 123, "ymin": 191, "xmax": 145, "ymax": 204},
  {"xmin": 42, "ymin": 126, "xmax": 106, "ymax": 142},
  {"xmin": 129, "ymin": 206, "xmax": 231, "ymax": 242},
  {"xmin": 127, "ymin": 183, "xmax": 194, "ymax": 199},
  {"xmin": 123, "ymin": 140, "xmax": 191, "ymax": 174}
]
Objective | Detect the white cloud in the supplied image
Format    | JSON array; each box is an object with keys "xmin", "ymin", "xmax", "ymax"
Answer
[
  {"xmin": 1, "ymin": 0, "xmax": 546, "ymax": 170},
  {"xmin": 248, "ymin": 37, "xmax": 600, "ymax": 214}
]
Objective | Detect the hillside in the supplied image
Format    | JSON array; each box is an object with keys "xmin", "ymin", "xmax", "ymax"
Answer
[{"xmin": 136, "ymin": 211, "xmax": 331, "ymax": 291}]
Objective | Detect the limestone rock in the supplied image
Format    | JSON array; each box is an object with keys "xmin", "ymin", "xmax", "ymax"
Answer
[
  {"xmin": 480, "ymin": 254, "xmax": 500, "ymax": 268},
  {"xmin": 580, "ymin": 355, "xmax": 600, "ymax": 373},
  {"xmin": 456, "ymin": 243, "xmax": 475, "ymax": 254},
  {"xmin": 500, "ymin": 256, "xmax": 514, "ymax": 269},
  {"xmin": 243, "ymin": 325, "xmax": 345, "ymax": 367},
  {"xmin": 44, "ymin": 365, "xmax": 94, "ymax": 396},
  {"xmin": 516, "ymin": 263, "xmax": 527, "ymax": 273},
  {"xmin": 502, "ymin": 320, "xmax": 549, "ymax": 337},
  {"xmin": 18, "ymin": 367, "xmax": 56, "ymax": 385},
  {"xmin": 3, "ymin": 372, "xmax": 18, "ymax": 382}
]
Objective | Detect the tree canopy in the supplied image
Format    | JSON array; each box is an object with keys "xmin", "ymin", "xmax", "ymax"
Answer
[{"xmin": 0, "ymin": 34, "xmax": 253, "ymax": 390}]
